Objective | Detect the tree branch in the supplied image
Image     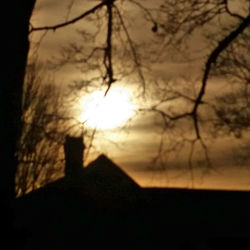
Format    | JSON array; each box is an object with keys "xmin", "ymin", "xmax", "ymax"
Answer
[
  {"xmin": 114, "ymin": 5, "xmax": 146, "ymax": 93},
  {"xmin": 192, "ymin": 14, "xmax": 250, "ymax": 138},
  {"xmin": 104, "ymin": 1, "xmax": 115, "ymax": 96},
  {"xmin": 30, "ymin": 1, "xmax": 107, "ymax": 33},
  {"xmin": 225, "ymin": 0, "xmax": 246, "ymax": 20}
]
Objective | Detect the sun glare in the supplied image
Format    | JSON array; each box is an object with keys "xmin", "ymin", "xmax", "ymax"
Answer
[{"xmin": 78, "ymin": 87, "xmax": 136, "ymax": 130}]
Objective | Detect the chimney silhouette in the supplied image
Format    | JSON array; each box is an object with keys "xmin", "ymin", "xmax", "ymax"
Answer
[{"xmin": 64, "ymin": 135, "xmax": 85, "ymax": 178}]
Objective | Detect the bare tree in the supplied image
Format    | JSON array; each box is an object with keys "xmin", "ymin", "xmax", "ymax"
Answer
[
  {"xmin": 16, "ymin": 60, "xmax": 66, "ymax": 196},
  {"xmin": 27, "ymin": 0, "xmax": 250, "ymax": 178},
  {"xmin": 16, "ymin": 58, "xmax": 102, "ymax": 196},
  {"xmin": 137, "ymin": 0, "xmax": 250, "ymax": 168}
]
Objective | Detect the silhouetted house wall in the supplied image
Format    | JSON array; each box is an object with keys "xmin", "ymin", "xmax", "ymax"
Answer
[{"xmin": 64, "ymin": 136, "xmax": 85, "ymax": 178}]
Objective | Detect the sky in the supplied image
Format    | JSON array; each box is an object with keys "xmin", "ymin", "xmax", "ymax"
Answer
[{"xmin": 27, "ymin": 0, "xmax": 250, "ymax": 190}]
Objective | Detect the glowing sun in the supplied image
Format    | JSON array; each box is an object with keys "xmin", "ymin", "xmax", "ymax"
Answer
[{"xmin": 78, "ymin": 88, "xmax": 136, "ymax": 130}]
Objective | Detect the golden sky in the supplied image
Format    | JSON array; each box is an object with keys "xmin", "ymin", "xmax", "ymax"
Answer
[{"xmin": 28, "ymin": 0, "xmax": 250, "ymax": 190}]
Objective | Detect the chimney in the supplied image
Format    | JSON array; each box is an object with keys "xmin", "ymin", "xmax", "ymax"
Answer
[{"xmin": 64, "ymin": 135, "xmax": 85, "ymax": 178}]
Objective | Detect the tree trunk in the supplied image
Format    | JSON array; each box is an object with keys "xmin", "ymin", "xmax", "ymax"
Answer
[
  {"xmin": 1, "ymin": 1, "xmax": 35, "ymax": 246},
  {"xmin": 1, "ymin": 0, "xmax": 35, "ymax": 198}
]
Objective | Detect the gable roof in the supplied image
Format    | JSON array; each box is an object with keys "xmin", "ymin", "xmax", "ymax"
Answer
[
  {"xmin": 77, "ymin": 154, "xmax": 140, "ymax": 207},
  {"xmin": 84, "ymin": 154, "xmax": 139, "ymax": 188}
]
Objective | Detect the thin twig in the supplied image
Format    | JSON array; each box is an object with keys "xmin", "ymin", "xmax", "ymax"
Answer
[
  {"xmin": 30, "ymin": 1, "xmax": 107, "ymax": 33},
  {"xmin": 114, "ymin": 5, "xmax": 146, "ymax": 93}
]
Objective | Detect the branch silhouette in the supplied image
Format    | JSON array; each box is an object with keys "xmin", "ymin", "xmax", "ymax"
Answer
[
  {"xmin": 30, "ymin": 1, "xmax": 107, "ymax": 33},
  {"xmin": 192, "ymin": 14, "xmax": 250, "ymax": 139}
]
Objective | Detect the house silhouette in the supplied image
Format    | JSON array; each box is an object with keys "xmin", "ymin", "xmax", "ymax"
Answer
[
  {"xmin": 14, "ymin": 136, "xmax": 143, "ymax": 249},
  {"xmin": 14, "ymin": 136, "xmax": 250, "ymax": 250},
  {"xmin": 43, "ymin": 136, "xmax": 141, "ymax": 209}
]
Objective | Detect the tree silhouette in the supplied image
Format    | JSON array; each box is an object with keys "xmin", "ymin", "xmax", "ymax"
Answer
[
  {"xmin": 2, "ymin": 1, "xmax": 36, "ymax": 247},
  {"xmin": 2, "ymin": 0, "xmax": 35, "ymax": 198},
  {"xmin": 136, "ymin": 0, "xmax": 250, "ymax": 168},
  {"xmin": 15, "ymin": 61, "xmax": 65, "ymax": 196},
  {"xmin": 3, "ymin": 0, "xmax": 250, "ymax": 200},
  {"xmin": 16, "ymin": 59, "xmax": 99, "ymax": 196},
  {"xmin": 30, "ymin": 1, "xmax": 250, "ymax": 169}
]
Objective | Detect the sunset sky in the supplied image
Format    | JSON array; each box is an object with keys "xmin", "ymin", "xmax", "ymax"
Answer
[{"xmin": 27, "ymin": 0, "xmax": 250, "ymax": 190}]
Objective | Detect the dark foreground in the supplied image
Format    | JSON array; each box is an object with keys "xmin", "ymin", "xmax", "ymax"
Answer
[{"xmin": 13, "ymin": 186, "xmax": 250, "ymax": 250}]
